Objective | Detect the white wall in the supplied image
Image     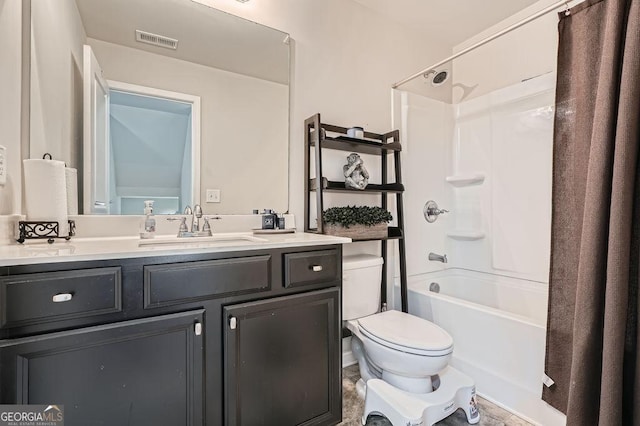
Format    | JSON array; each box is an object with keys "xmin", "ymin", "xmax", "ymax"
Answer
[
  {"xmin": 197, "ymin": 0, "xmax": 451, "ymax": 224},
  {"xmin": 0, "ymin": 0, "xmax": 24, "ymax": 217},
  {"xmin": 30, "ymin": 0, "xmax": 85, "ymax": 166},
  {"xmin": 450, "ymin": 0, "xmax": 584, "ymax": 102}
]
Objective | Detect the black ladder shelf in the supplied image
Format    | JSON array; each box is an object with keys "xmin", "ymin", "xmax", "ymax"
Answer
[{"xmin": 304, "ymin": 113, "xmax": 408, "ymax": 313}]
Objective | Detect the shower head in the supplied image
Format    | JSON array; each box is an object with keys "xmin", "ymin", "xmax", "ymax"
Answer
[{"xmin": 423, "ymin": 69, "xmax": 449, "ymax": 87}]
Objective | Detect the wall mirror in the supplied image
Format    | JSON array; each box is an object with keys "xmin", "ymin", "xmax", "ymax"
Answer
[{"xmin": 29, "ymin": 0, "xmax": 290, "ymax": 215}]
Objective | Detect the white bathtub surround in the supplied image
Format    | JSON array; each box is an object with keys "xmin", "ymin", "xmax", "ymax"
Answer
[
  {"xmin": 394, "ymin": 73, "xmax": 555, "ymax": 284},
  {"xmin": 392, "ymin": 90, "xmax": 452, "ymax": 279},
  {"xmin": 406, "ymin": 269, "xmax": 565, "ymax": 425},
  {"xmin": 393, "ymin": 73, "xmax": 561, "ymax": 424}
]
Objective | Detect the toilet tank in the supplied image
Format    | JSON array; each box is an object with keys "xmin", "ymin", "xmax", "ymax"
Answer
[{"xmin": 343, "ymin": 255, "xmax": 384, "ymax": 321}]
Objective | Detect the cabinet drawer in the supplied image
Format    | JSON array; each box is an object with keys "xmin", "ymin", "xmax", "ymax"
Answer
[
  {"xmin": 0, "ymin": 267, "xmax": 122, "ymax": 328},
  {"xmin": 144, "ymin": 255, "xmax": 271, "ymax": 308},
  {"xmin": 283, "ymin": 249, "xmax": 340, "ymax": 288}
]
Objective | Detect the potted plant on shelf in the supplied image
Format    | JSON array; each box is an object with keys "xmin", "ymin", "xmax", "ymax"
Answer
[{"xmin": 322, "ymin": 206, "xmax": 392, "ymax": 239}]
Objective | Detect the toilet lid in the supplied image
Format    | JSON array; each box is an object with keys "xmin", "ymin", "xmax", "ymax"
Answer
[{"xmin": 358, "ymin": 310, "xmax": 453, "ymax": 356}]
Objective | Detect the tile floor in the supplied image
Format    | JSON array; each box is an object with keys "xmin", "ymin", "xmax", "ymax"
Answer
[{"xmin": 339, "ymin": 365, "xmax": 533, "ymax": 426}]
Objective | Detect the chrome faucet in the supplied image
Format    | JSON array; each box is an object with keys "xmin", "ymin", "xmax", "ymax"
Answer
[
  {"xmin": 428, "ymin": 252, "xmax": 448, "ymax": 263},
  {"xmin": 192, "ymin": 204, "xmax": 203, "ymax": 232},
  {"xmin": 166, "ymin": 205, "xmax": 220, "ymax": 237}
]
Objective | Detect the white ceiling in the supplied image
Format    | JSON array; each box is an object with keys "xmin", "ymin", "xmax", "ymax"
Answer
[{"xmin": 352, "ymin": 0, "xmax": 540, "ymax": 47}]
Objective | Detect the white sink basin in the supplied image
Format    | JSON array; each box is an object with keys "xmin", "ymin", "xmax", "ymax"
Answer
[{"xmin": 138, "ymin": 233, "xmax": 268, "ymax": 247}]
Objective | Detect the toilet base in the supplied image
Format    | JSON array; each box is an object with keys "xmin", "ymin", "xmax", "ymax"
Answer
[{"xmin": 362, "ymin": 366, "xmax": 480, "ymax": 426}]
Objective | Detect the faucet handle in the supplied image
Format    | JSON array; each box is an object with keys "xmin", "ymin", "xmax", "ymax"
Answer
[
  {"xmin": 201, "ymin": 216, "xmax": 221, "ymax": 236},
  {"xmin": 167, "ymin": 216, "xmax": 189, "ymax": 236},
  {"xmin": 423, "ymin": 200, "xmax": 450, "ymax": 223},
  {"xmin": 201, "ymin": 218, "xmax": 212, "ymax": 236}
]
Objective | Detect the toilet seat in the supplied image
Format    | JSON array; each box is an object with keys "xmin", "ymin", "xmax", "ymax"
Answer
[{"xmin": 358, "ymin": 310, "xmax": 453, "ymax": 357}]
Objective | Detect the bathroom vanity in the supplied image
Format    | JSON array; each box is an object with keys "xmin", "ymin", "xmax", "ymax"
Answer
[{"xmin": 0, "ymin": 235, "xmax": 346, "ymax": 425}]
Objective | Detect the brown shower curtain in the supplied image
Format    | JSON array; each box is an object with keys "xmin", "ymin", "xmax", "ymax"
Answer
[{"xmin": 543, "ymin": 0, "xmax": 640, "ymax": 424}]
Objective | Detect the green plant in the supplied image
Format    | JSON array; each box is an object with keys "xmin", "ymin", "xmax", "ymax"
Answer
[{"xmin": 323, "ymin": 206, "xmax": 392, "ymax": 228}]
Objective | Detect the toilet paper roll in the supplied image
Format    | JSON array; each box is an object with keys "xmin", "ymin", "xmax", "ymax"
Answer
[
  {"xmin": 23, "ymin": 159, "xmax": 69, "ymax": 236},
  {"xmin": 65, "ymin": 167, "xmax": 78, "ymax": 216}
]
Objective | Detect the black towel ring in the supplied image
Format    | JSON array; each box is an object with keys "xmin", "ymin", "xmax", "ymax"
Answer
[{"xmin": 42, "ymin": 153, "xmax": 53, "ymax": 160}]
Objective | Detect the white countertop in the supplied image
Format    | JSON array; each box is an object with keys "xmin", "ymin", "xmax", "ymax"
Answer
[{"xmin": 0, "ymin": 232, "xmax": 351, "ymax": 267}]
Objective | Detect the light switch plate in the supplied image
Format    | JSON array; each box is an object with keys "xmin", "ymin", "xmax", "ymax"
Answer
[
  {"xmin": 0, "ymin": 145, "xmax": 6, "ymax": 186},
  {"xmin": 206, "ymin": 189, "xmax": 221, "ymax": 203}
]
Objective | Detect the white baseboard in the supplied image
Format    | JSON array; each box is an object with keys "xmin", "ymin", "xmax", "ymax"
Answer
[
  {"xmin": 342, "ymin": 336, "xmax": 357, "ymax": 368},
  {"xmin": 342, "ymin": 350, "xmax": 357, "ymax": 368}
]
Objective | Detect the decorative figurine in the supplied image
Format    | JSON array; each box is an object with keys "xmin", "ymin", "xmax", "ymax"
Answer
[{"xmin": 344, "ymin": 153, "xmax": 369, "ymax": 190}]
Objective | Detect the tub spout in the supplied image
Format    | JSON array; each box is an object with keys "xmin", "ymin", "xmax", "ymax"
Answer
[{"xmin": 428, "ymin": 252, "xmax": 448, "ymax": 263}]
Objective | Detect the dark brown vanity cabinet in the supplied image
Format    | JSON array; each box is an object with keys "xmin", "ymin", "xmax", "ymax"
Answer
[
  {"xmin": 0, "ymin": 244, "xmax": 343, "ymax": 426},
  {"xmin": 0, "ymin": 310, "xmax": 205, "ymax": 426},
  {"xmin": 224, "ymin": 287, "xmax": 341, "ymax": 426}
]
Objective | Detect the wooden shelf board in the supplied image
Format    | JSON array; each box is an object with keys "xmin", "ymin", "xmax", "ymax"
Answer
[
  {"xmin": 311, "ymin": 137, "xmax": 402, "ymax": 155},
  {"xmin": 320, "ymin": 123, "xmax": 385, "ymax": 140},
  {"xmin": 310, "ymin": 179, "xmax": 404, "ymax": 193},
  {"xmin": 350, "ymin": 227, "xmax": 403, "ymax": 242}
]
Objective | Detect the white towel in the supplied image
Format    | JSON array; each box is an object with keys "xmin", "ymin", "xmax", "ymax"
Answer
[
  {"xmin": 65, "ymin": 167, "xmax": 78, "ymax": 215},
  {"xmin": 23, "ymin": 159, "xmax": 69, "ymax": 236}
]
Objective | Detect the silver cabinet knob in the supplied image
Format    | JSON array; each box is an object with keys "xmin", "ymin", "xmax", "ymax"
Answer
[
  {"xmin": 52, "ymin": 293, "xmax": 73, "ymax": 303},
  {"xmin": 229, "ymin": 316, "xmax": 237, "ymax": 330}
]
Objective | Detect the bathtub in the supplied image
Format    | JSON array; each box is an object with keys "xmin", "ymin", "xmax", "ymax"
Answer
[{"xmin": 406, "ymin": 269, "xmax": 565, "ymax": 426}]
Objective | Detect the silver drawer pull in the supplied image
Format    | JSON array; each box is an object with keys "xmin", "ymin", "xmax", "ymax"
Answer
[
  {"xmin": 311, "ymin": 265, "xmax": 323, "ymax": 272},
  {"xmin": 229, "ymin": 316, "xmax": 237, "ymax": 330},
  {"xmin": 52, "ymin": 293, "xmax": 73, "ymax": 303},
  {"xmin": 195, "ymin": 322, "xmax": 202, "ymax": 336}
]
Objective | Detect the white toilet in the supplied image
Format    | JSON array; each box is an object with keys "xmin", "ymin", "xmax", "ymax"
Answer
[{"xmin": 343, "ymin": 255, "xmax": 480, "ymax": 426}]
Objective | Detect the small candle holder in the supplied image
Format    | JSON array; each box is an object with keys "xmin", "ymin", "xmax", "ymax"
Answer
[{"xmin": 16, "ymin": 220, "xmax": 76, "ymax": 244}]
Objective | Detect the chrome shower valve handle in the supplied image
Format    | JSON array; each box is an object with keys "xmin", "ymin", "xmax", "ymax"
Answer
[{"xmin": 423, "ymin": 200, "xmax": 450, "ymax": 223}]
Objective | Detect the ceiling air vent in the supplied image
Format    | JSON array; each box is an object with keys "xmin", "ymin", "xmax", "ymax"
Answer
[{"xmin": 135, "ymin": 30, "xmax": 178, "ymax": 50}]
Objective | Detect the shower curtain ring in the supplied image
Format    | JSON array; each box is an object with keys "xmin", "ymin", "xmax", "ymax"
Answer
[{"xmin": 564, "ymin": 2, "xmax": 571, "ymax": 16}]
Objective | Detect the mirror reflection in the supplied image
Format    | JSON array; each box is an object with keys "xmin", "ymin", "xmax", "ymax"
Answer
[{"xmin": 29, "ymin": 0, "xmax": 290, "ymax": 215}]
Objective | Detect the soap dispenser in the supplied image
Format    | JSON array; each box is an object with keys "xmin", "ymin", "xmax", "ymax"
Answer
[{"xmin": 140, "ymin": 200, "xmax": 156, "ymax": 239}]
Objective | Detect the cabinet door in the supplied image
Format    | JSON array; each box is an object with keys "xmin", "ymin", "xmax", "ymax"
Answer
[
  {"xmin": 224, "ymin": 288, "xmax": 341, "ymax": 426},
  {"xmin": 0, "ymin": 310, "xmax": 204, "ymax": 426}
]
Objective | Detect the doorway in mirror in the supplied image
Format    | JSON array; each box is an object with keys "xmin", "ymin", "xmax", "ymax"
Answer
[{"xmin": 83, "ymin": 45, "xmax": 201, "ymax": 215}]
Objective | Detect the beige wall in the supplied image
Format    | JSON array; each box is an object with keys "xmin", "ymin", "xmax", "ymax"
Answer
[
  {"xmin": 30, "ymin": 0, "xmax": 86, "ymax": 166},
  {"xmin": 0, "ymin": 0, "xmax": 23, "ymax": 215},
  {"xmin": 90, "ymin": 38, "xmax": 289, "ymax": 214},
  {"xmin": 450, "ymin": 0, "xmax": 579, "ymax": 102},
  {"xmin": 196, "ymin": 0, "xmax": 451, "ymax": 222}
]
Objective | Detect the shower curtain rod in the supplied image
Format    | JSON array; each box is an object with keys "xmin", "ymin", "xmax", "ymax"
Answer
[{"xmin": 391, "ymin": 0, "xmax": 571, "ymax": 89}]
